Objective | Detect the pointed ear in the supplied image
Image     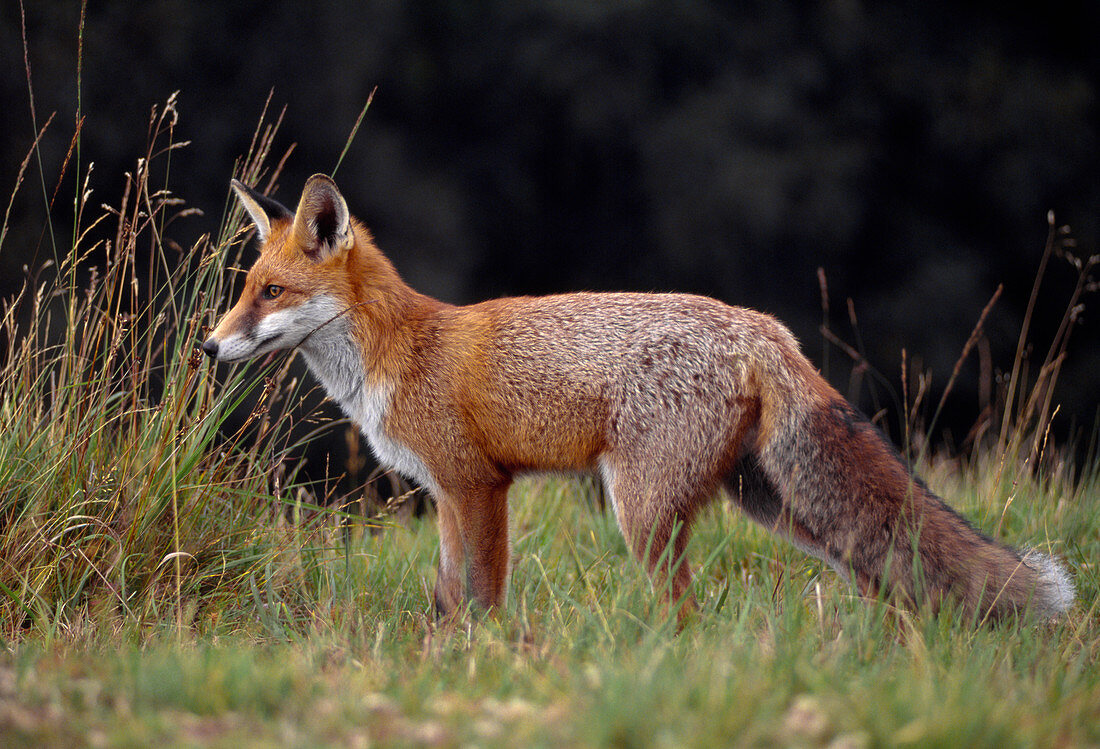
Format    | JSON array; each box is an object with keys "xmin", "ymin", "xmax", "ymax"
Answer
[
  {"xmin": 230, "ymin": 179, "xmax": 293, "ymax": 242},
  {"xmin": 292, "ymin": 174, "xmax": 351, "ymax": 261}
]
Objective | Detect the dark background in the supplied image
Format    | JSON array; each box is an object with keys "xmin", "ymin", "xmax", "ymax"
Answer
[{"xmin": 3, "ymin": 1, "xmax": 1098, "ymax": 472}]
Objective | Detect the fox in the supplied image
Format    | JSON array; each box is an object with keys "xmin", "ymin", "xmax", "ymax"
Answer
[{"xmin": 203, "ymin": 173, "xmax": 1074, "ymax": 622}]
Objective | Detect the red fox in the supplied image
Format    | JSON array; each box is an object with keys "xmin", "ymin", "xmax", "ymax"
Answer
[{"xmin": 203, "ymin": 174, "xmax": 1074, "ymax": 622}]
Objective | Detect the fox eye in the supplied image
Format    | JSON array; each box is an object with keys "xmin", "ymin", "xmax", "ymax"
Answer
[{"xmin": 262, "ymin": 284, "xmax": 284, "ymax": 300}]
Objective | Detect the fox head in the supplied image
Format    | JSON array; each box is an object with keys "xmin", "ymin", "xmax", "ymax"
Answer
[{"xmin": 202, "ymin": 174, "xmax": 391, "ymax": 363}]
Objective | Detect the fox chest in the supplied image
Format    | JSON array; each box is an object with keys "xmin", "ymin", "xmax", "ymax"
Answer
[
  {"xmin": 346, "ymin": 383, "xmax": 439, "ymax": 496},
  {"xmin": 300, "ymin": 344, "xmax": 438, "ymax": 495}
]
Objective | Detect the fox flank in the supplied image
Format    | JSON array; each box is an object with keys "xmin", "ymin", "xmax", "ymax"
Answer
[{"xmin": 204, "ymin": 174, "xmax": 1074, "ymax": 623}]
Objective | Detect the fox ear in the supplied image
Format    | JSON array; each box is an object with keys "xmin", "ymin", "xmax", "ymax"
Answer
[
  {"xmin": 293, "ymin": 174, "xmax": 351, "ymax": 261},
  {"xmin": 230, "ymin": 179, "xmax": 292, "ymax": 243}
]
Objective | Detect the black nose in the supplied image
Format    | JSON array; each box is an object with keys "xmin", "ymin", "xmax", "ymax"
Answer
[{"xmin": 201, "ymin": 338, "xmax": 219, "ymax": 358}]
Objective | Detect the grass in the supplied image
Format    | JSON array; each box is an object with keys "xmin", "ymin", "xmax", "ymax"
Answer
[
  {"xmin": 1, "ymin": 472, "xmax": 1097, "ymax": 747},
  {"xmin": 2, "ymin": 19, "xmax": 1099, "ymax": 745}
]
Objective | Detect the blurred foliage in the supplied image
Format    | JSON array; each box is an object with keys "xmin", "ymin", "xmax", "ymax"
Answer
[{"xmin": 2, "ymin": 0, "xmax": 1097, "ymax": 447}]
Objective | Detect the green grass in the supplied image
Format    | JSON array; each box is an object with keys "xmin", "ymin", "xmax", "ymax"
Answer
[
  {"xmin": 2, "ymin": 32, "xmax": 1098, "ymax": 745},
  {"xmin": 1, "ymin": 472, "xmax": 1097, "ymax": 747}
]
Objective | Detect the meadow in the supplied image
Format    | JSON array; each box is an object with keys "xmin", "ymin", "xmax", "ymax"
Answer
[{"xmin": 1, "ymin": 79, "xmax": 1097, "ymax": 748}]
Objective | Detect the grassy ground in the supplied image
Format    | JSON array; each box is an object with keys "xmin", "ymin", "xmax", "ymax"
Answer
[
  {"xmin": 1, "ymin": 469, "xmax": 1097, "ymax": 748},
  {"xmin": 1, "ymin": 48, "xmax": 1097, "ymax": 746}
]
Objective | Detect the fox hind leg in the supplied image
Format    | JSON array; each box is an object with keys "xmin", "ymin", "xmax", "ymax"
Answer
[{"xmin": 599, "ymin": 459, "xmax": 701, "ymax": 616}]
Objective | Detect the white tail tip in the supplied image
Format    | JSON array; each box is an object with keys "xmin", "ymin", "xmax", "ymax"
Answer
[{"xmin": 1022, "ymin": 550, "xmax": 1075, "ymax": 618}]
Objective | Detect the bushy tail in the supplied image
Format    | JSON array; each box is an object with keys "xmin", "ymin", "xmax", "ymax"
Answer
[{"xmin": 739, "ymin": 389, "xmax": 1074, "ymax": 621}]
